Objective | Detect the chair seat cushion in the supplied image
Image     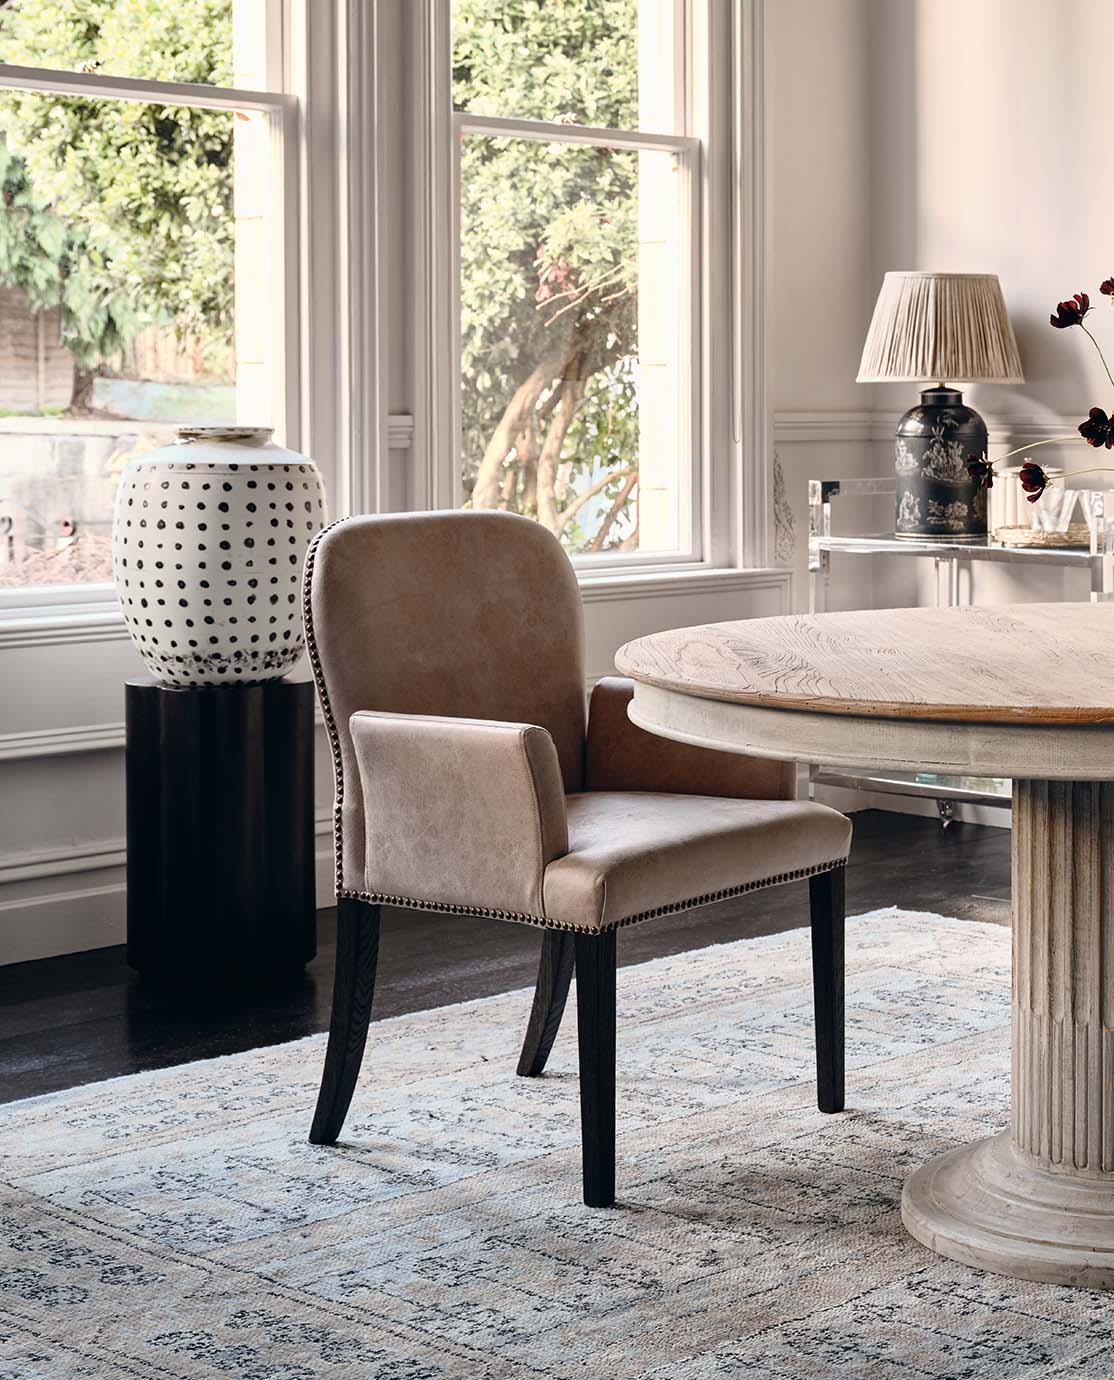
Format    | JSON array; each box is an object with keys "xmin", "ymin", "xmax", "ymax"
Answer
[{"xmin": 542, "ymin": 792, "xmax": 852, "ymax": 932}]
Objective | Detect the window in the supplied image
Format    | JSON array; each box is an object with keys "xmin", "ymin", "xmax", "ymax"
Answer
[
  {"xmin": 0, "ymin": 0, "xmax": 292, "ymax": 593},
  {"xmin": 451, "ymin": 0, "xmax": 699, "ymax": 561}
]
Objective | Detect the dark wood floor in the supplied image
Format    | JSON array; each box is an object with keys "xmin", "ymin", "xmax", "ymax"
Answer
[{"xmin": 0, "ymin": 810, "xmax": 1010, "ymax": 1105}]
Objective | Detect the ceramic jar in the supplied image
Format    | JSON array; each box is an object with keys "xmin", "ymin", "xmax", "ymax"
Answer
[
  {"xmin": 112, "ymin": 426, "xmax": 326, "ymax": 688},
  {"xmin": 893, "ymin": 387, "xmax": 988, "ymax": 541}
]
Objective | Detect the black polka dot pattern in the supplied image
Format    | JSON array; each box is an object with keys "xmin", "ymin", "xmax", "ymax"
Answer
[{"xmin": 112, "ymin": 457, "xmax": 327, "ymax": 688}]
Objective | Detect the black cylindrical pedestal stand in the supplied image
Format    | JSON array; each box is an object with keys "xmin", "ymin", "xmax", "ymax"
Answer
[{"xmin": 125, "ymin": 677, "xmax": 316, "ymax": 986}]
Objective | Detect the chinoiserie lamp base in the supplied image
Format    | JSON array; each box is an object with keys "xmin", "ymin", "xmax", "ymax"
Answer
[
  {"xmin": 893, "ymin": 386, "xmax": 988, "ymax": 542},
  {"xmin": 902, "ymin": 780, "xmax": 1114, "ymax": 1289},
  {"xmin": 125, "ymin": 676, "xmax": 316, "ymax": 987}
]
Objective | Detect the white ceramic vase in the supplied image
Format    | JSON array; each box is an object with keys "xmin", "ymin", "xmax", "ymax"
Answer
[{"xmin": 112, "ymin": 426, "xmax": 326, "ymax": 688}]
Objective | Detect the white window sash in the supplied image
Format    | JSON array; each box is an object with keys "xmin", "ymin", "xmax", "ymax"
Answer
[
  {"xmin": 451, "ymin": 111, "xmax": 703, "ymax": 569},
  {"xmin": 0, "ymin": 60, "xmax": 300, "ymax": 614}
]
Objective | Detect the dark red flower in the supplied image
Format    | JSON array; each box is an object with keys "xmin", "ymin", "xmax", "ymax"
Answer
[
  {"xmin": 1018, "ymin": 461, "xmax": 1049, "ymax": 502},
  {"xmin": 1079, "ymin": 407, "xmax": 1114, "ymax": 448},
  {"xmin": 1101, "ymin": 278, "xmax": 1114, "ymax": 298},
  {"xmin": 965, "ymin": 454, "xmax": 994, "ymax": 489},
  {"xmin": 1050, "ymin": 293, "xmax": 1091, "ymax": 328}
]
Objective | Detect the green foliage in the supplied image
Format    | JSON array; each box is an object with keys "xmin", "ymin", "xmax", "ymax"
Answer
[
  {"xmin": 453, "ymin": 0, "xmax": 642, "ymax": 551},
  {"xmin": 452, "ymin": 0, "xmax": 637, "ymax": 127},
  {"xmin": 0, "ymin": 0, "xmax": 233, "ymax": 372}
]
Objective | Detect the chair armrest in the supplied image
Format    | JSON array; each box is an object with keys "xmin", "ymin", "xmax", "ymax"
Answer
[
  {"xmin": 349, "ymin": 711, "xmax": 569, "ymax": 916},
  {"xmin": 584, "ymin": 676, "xmax": 796, "ymax": 800}
]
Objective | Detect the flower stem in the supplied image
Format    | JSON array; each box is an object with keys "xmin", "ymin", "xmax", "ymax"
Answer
[
  {"xmin": 989, "ymin": 435, "xmax": 1083, "ymax": 467},
  {"xmin": 1045, "ymin": 466, "xmax": 1114, "ymax": 482},
  {"xmin": 1080, "ymin": 324, "xmax": 1114, "ymax": 395}
]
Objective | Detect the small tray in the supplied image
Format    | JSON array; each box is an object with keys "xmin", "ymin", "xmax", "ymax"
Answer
[{"xmin": 993, "ymin": 523, "xmax": 1093, "ymax": 549}]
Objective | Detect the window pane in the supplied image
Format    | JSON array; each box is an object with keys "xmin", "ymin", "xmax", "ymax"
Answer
[
  {"xmin": 0, "ymin": 0, "xmax": 258, "ymax": 88},
  {"xmin": 0, "ymin": 89, "xmax": 272, "ymax": 588},
  {"xmin": 459, "ymin": 135, "xmax": 687, "ymax": 556},
  {"xmin": 452, "ymin": 0, "xmax": 677, "ymax": 135}
]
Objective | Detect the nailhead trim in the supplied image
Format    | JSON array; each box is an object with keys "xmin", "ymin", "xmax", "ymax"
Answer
[
  {"xmin": 302, "ymin": 516, "xmax": 351, "ymax": 901},
  {"xmin": 305, "ymin": 520, "xmax": 848, "ymax": 935},
  {"xmin": 338, "ymin": 856, "xmax": 849, "ymax": 936}
]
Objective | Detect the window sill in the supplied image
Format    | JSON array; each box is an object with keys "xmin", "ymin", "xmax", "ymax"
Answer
[
  {"xmin": 0, "ymin": 596, "xmax": 128, "ymax": 650},
  {"xmin": 0, "ymin": 566, "xmax": 793, "ymax": 648},
  {"xmin": 577, "ymin": 565, "xmax": 791, "ymax": 604}
]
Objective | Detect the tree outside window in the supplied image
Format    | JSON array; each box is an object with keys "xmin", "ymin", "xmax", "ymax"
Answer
[
  {"xmin": 0, "ymin": 0, "xmax": 273, "ymax": 588},
  {"xmin": 453, "ymin": 0, "xmax": 691, "ymax": 558}
]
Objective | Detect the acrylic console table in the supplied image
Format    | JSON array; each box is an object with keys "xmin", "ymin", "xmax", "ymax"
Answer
[
  {"xmin": 617, "ymin": 602, "xmax": 1114, "ymax": 1288},
  {"xmin": 807, "ymin": 476, "xmax": 1114, "ymax": 821},
  {"xmin": 125, "ymin": 677, "xmax": 316, "ymax": 987}
]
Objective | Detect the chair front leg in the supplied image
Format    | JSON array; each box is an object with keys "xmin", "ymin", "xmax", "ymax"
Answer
[
  {"xmin": 574, "ymin": 929, "xmax": 617, "ymax": 1207},
  {"xmin": 310, "ymin": 898, "xmax": 381, "ymax": 1144},
  {"xmin": 809, "ymin": 865, "xmax": 845, "ymax": 1113},
  {"xmin": 517, "ymin": 930, "xmax": 575, "ymax": 1076}
]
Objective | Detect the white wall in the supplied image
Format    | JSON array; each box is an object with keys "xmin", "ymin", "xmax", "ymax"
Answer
[
  {"xmin": 867, "ymin": 0, "xmax": 1114, "ymax": 608},
  {"xmin": 767, "ymin": 0, "xmax": 907, "ymax": 612}
]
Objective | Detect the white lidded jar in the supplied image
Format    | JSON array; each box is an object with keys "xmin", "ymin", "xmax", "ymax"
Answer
[{"xmin": 112, "ymin": 426, "xmax": 326, "ymax": 688}]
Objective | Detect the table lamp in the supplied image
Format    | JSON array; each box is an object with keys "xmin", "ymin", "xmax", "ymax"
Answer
[{"xmin": 857, "ymin": 272, "xmax": 1024, "ymax": 541}]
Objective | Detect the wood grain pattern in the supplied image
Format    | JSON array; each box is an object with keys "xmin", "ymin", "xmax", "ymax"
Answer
[
  {"xmin": 309, "ymin": 899, "xmax": 380, "ymax": 1145},
  {"xmin": 516, "ymin": 931, "xmax": 575, "ymax": 1077},
  {"xmin": 616, "ymin": 603, "xmax": 1114, "ymax": 726},
  {"xmin": 810, "ymin": 867, "xmax": 845, "ymax": 1115}
]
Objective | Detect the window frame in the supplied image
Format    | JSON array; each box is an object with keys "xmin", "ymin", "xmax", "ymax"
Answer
[
  {"xmin": 0, "ymin": 44, "xmax": 299, "ymax": 617},
  {"xmin": 421, "ymin": 0, "xmax": 770, "ymax": 581},
  {"xmin": 450, "ymin": 108, "xmax": 702, "ymax": 569},
  {"xmin": 447, "ymin": 1, "xmax": 705, "ymax": 571}
]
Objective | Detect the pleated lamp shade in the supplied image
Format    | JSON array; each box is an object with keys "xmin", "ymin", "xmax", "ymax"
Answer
[{"xmin": 857, "ymin": 272, "xmax": 1024, "ymax": 384}]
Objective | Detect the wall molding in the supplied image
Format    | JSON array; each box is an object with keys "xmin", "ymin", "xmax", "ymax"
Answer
[
  {"xmin": 0, "ymin": 600, "xmax": 129, "ymax": 649},
  {"xmin": 774, "ymin": 409, "xmax": 1092, "ymax": 447},
  {"xmin": 0, "ymin": 722, "xmax": 126, "ymax": 762},
  {"xmin": 773, "ymin": 410, "xmax": 877, "ymax": 443},
  {"xmin": 579, "ymin": 565, "xmax": 792, "ymax": 606},
  {"xmin": 1, "ymin": 810, "xmax": 335, "ymax": 891}
]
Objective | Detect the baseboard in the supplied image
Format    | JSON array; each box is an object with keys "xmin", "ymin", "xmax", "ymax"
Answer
[
  {"xmin": 0, "ymin": 826, "xmax": 338, "ymax": 967},
  {"xmin": 0, "ymin": 872, "xmax": 126, "ymax": 964}
]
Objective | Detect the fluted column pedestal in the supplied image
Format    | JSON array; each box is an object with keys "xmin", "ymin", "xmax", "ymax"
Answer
[{"xmin": 903, "ymin": 780, "xmax": 1114, "ymax": 1288}]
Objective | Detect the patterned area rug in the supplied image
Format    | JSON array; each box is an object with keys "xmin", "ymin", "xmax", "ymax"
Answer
[{"xmin": 2, "ymin": 909, "xmax": 1111, "ymax": 1379}]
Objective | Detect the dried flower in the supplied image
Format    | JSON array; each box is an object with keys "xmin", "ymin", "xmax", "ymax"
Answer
[
  {"xmin": 965, "ymin": 455, "xmax": 994, "ymax": 490},
  {"xmin": 1101, "ymin": 278, "xmax": 1114, "ymax": 298},
  {"xmin": 1018, "ymin": 461, "xmax": 1049, "ymax": 502},
  {"xmin": 1050, "ymin": 293, "xmax": 1091, "ymax": 329},
  {"xmin": 1078, "ymin": 407, "xmax": 1114, "ymax": 449}
]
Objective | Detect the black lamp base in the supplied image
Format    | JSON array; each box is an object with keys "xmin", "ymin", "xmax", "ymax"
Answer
[{"xmin": 894, "ymin": 385, "xmax": 988, "ymax": 541}]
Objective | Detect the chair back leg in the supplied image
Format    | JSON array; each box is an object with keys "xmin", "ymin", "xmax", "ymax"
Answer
[
  {"xmin": 809, "ymin": 866, "xmax": 845, "ymax": 1113},
  {"xmin": 574, "ymin": 929, "xmax": 617, "ymax": 1207},
  {"xmin": 517, "ymin": 930, "xmax": 575, "ymax": 1076},
  {"xmin": 310, "ymin": 898, "xmax": 381, "ymax": 1144}
]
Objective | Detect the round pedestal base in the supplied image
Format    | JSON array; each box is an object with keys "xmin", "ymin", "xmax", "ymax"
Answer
[{"xmin": 902, "ymin": 1131, "xmax": 1114, "ymax": 1289}]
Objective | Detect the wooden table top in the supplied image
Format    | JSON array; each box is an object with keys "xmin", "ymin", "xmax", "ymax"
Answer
[{"xmin": 615, "ymin": 603, "xmax": 1114, "ymax": 726}]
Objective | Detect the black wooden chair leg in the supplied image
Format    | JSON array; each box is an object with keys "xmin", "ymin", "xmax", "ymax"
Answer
[
  {"xmin": 809, "ymin": 865, "xmax": 845, "ymax": 1113},
  {"xmin": 574, "ymin": 929, "xmax": 617, "ymax": 1207},
  {"xmin": 517, "ymin": 931, "xmax": 575, "ymax": 1076},
  {"xmin": 309, "ymin": 898, "xmax": 381, "ymax": 1144}
]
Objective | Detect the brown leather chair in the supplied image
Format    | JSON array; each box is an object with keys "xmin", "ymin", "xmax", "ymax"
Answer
[{"xmin": 304, "ymin": 510, "xmax": 852, "ymax": 1206}]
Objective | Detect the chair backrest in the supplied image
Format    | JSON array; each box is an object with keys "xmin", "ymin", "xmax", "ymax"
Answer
[{"xmin": 306, "ymin": 510, "xmax": 587, "ymax": 893}]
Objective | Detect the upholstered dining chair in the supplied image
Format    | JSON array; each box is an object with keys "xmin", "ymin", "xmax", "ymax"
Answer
[{"xmin": 304, "ymin": 510, "xmax": 853, "ymax": 1207}]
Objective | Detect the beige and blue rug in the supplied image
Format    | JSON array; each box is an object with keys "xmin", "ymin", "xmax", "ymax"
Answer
[{"xmin": 1, "ymin": 909, "xmax": 1110, "ymax": 1379}]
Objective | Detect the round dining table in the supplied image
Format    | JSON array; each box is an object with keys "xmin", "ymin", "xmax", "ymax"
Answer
[{"xmin": 616, "ymin": 601, "xmax": 1114, "ymax": 1290}]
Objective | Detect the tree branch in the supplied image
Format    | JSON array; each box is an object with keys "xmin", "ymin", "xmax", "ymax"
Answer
[
  {"xmin": 555, "ymin": 466, "xmax": 635, "ymax": 533},
  {"xmin": 586, "ymin": 472, "xmax": 638, "ymax": 552}
]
